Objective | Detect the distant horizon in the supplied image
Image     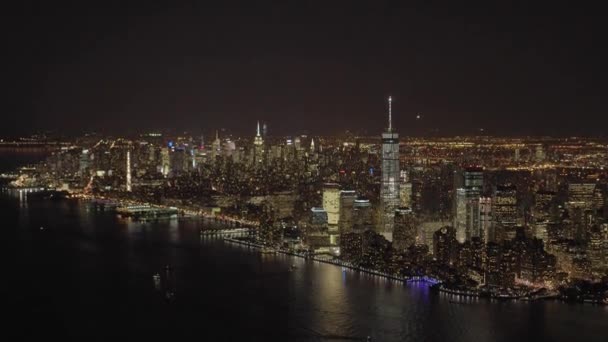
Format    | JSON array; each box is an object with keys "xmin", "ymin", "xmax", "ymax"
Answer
[
  {"xmin": 4, "ymin": 3, "xmax": 607, "ymax": 138},
  {"xmin": 2, "ymin": 130, "xmax": 608, "ymax": 140}
]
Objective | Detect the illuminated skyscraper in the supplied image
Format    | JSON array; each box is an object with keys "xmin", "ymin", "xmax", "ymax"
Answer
[
  {"xmin": 480, "ymin": 196, "xmax": 492, "ymax": 243},
  {"xmin": 126, "ymin": 150, "xmax": 132, "ymax": 192},
  {"xmin": 160, "ymin": 147, "xmax": 170, "ymax": 176},
  {"xmin": 79, "ymin": 149, "xmax": 90, "ymax": 177},
  {"xmin": 454, "ymin": 167, "xmax": 483, "ymax": 243},
  {"xmin": 568, "ymin": 183, "xmax": 596, "ymax": 209},
  {"xmin": 338, "ymin": 190, "xmax": 357, "ymax": 234},
  {"xmin": 380, "ymin": 96, "xmax": 400, "ymax": 241},
  {"xmin": 492, "ymin": 184, "xmax": 518, "ymax": 241},
  {"xmin": 353, "ymin": 198, "xmax": 373, "ymax": 232},
  {"xmin": 322, "ymin": 183, "xmax": 341, "ymax": 226},
  {"xmin": 212, "ymin": 130, "xmax": 221, "ymax": 161},
  {"xmin": 399, "ymin": 170, "xmax": 412, "ymax": 208},
  {"xmin": 253, "ymin": 121, "xmax": 264, "ymax": 166}
]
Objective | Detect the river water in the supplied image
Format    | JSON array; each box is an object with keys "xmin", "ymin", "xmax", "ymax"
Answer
[{"xmin": 2, "ymin": 150, "xmax": 606, "ymax": 341}]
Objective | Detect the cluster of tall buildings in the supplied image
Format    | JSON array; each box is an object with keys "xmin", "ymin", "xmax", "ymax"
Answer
[
  {"xmin": 16, "ymin": 95, "xmax": 608, "ymax": 292},
  {"xmin": 308, "ymin": 97, "xmax": 417, "ymax": 263},
  {"xmin": 453, "ymin": 168, "xmax": 525, "ymax": 244}
]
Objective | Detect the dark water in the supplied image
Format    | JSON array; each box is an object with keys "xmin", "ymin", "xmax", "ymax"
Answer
[{"xmin": 2, "ymin": 153, "xmax": 607, "ymax": 341}]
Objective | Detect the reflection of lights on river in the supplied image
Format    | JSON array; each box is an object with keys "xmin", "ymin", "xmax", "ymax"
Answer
[{"xmin": 168, "ymin": 218, "xmax": 179, "ymax": 243}]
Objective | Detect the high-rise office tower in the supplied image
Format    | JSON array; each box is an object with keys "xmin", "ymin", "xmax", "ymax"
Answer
[
  {"xmin": 212, "ymin": 131, "xmax": 221, "ymax": 161},
  {"xmin": 160, "ymin": 147, "xmax": 170, "ymax": 176},
  {"xmin": 454, "ymin": 167, "xmax": 483, "ymax": 243},
  {"xmin": 380, "ymin": 96, "xmax": 400, "ymax": 241},
  {"xmin": 454, "ymin": 188, "xmax": 469, "ymax": 243},
  {"xmin": 353, "ymin": 198, "xmax": 373, "ymax": 233},
  {"xmin": 338, "ymin": 190, "xmax": 357, "ymax": 234},
  {"xmin": 492, "ymin": 184, "xmax": 518, "ymax": 241},
  {"xmin": 480, "ymin": 196, "xmax": 492, "ymax": 242},
  {"xmin": 322, "ymin": 183, "xmax": 341, "ymax": 226},
  {"xmin": 433, "ymin": 226, "xmax": 457, "ymax": 265},
  {"xmin": 568, "ymin": 183, "xmax": 596, "ymax": 210},
  {"xmin": 79, "ymin": 149, "xmax": 90, "ymax": 177},
  {"xmin": 126, "ymin": 150, "xmax": 132, "ymax": 192},
  {"xmin": 393, "ymin": 207, "xmax": 417, "ymax": 251},
  {"xmin": 399, "ymin": 170, "xmax": 412, "ymax": 208},
  {"xmin": 253, "ymin": 121, "xmax": 264, "ymax": 166},
  {"xmin": 534, "ymin": 190, "xmax": 557, "ymax": 222}
]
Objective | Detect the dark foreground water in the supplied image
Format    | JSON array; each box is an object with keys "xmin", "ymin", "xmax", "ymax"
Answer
[{"xmin": 2, "ymin": 152, "xmax": 607, "ymax": 341}]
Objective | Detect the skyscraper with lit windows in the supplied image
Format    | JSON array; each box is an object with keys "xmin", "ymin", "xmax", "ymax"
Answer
[
  {"xmin": 253, "ymin": 121, "xmax": 264, "ymax": 166},
  {"xmin": 454, "ymin": 167, "xmax": 483, "ymax": 243},
  {"xmin": 380, "ymin": 96, "xmax": 400, "ymax": 241}
]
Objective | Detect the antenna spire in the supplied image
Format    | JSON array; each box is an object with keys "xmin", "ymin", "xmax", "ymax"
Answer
[
  {"xmin": 388, "ymin": 96, "xmax": 392, "ymax": 131},
  {"xmin": 256, "ymin": 121, "xmax": 261, "ymax": 136}
]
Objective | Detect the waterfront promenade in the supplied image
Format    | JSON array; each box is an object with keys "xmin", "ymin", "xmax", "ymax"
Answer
[{"xmin": 223, "ymin": 237, "xmax": 440, "ymax": 285}]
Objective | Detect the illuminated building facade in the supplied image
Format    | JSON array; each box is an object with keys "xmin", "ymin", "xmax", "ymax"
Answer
[
  {"xmin": 492, "ymin": 185, "xmax": 518, "ymax": 241},
  {"xmin": 253, "ymin": 121, "xmax": 264, "ymax": 166},
  {"xmin": 393, "ymin": 207, "xmax": 416, "ymax": 251},
  {"xmin": 322, "ymin": 183, "xmax": 341, "ymax": 226},
  {"xmin": 480, "ymin": 196, "xmax": 492, "ymax": 243},
  {"xmin": 126, "ymin": 150, "xmax": 132, "ymax": 192},
  {"xmin": 338, "ymin": 190, "xmax": 357, "ymax": 234},
  {"xmin": 380, "ymin": 96, "xmax": 400, "ymax": 241},
  {"xmin": 352, "ymin": 198, "xmax": 373, "ymax": 233},
  {"xmin": 454, "ymin": 167, "xmax": 483, "ymax": 243}
]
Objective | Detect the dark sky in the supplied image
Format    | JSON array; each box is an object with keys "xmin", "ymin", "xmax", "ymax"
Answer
[{"xmin": 2, "ymin": 1, "xmax": 607, "ymax": 137}]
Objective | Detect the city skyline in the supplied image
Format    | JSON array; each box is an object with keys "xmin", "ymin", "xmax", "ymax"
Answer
[{"xmin": 2, "ymin": 3, "xmax": 608, "ymax": 340}]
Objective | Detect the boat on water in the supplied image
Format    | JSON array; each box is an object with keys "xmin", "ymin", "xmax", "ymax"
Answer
[
  {"xmin": 493, "ymin": 293, "xmax": 519, "ymax": 300},
  {"xmin": 153, "ymin": 273, "xmax": 161, "ymax": 288}
]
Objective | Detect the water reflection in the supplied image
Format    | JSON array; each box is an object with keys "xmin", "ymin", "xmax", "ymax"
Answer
[{"xmin": 4, "ymin": 193, "xmax": 607, "ymax": 342}]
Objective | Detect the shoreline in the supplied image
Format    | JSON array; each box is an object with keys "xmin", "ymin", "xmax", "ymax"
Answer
[
  {"xmin": 223, "ymin": 237, "xmax": 607, "ymax": 306},
  {"xmin": 4, "ymin": 186, "xmax": 606, "ymax": 307},
  {"xmin": 0, "ymin": 184, "xmax": 258, "ymax": 228},
  {"xmin": 223, "ymin": 237, "xmax": 440, "ymax": 284},
  {"xmin": 71, "ymin": 192, "xmax": 259, "ymax": 227}
]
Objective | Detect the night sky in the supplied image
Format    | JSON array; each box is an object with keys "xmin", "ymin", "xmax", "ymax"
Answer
[{"xmin": 3, "ymin": 1, "xmax": 607, "ymax": 137}]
